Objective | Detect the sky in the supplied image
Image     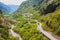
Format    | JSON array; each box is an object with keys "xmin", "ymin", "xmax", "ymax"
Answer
[{"xmin": 0, "ymin": 0, "xmax": 27, "ymax": 5}]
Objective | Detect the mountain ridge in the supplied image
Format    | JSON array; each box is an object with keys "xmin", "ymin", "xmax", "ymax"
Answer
[{"xmin": 0, "ymin": 2, "xmax": 19, "ymax": 13}]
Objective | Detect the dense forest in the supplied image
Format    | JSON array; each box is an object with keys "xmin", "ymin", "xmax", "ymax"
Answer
[{"xmin": 0, "ymin": 0, "xmax": 60, "ymax": 40}]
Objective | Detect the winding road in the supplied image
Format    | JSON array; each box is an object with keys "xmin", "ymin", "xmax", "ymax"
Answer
[
  {"xmin": 8, "ymin": 19, "xmax": 58, "ymax": 40},
  {"xmin": 37, "ymin": 22, "xmax": 58, "ymax": 40},
  {"xmin": 9, "ymin": 25, "xmax": 22, "ymax": 40}
]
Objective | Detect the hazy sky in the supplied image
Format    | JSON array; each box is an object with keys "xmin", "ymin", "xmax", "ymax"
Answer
[{"xmin": 0, "ymin": 0, "xmax": 27, "ymax": 5}]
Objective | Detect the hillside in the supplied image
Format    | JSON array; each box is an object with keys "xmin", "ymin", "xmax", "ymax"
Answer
[
  {"xmin": 12, "ymin": 0, "xmax": 60, "ymax": 40},
  {"xmin": 0, "ymin": 10, "xmax": 19, "ymax": 40}
]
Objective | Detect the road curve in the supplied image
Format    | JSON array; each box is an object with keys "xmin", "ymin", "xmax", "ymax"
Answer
[
  {"xmin": 9, "ymin": 25, "xmax": 22, "ymax": 40},
  {"xmin": 37, "ymin": 22, "xmax": 58, "ymax": 40}
]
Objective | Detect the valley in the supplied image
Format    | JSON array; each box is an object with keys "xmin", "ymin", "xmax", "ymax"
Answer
[{"xmin": 0, "ymin": 0, "xmax": 60, "ymax": 40}]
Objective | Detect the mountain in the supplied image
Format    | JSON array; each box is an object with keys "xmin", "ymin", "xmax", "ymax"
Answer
[
  {"xmin": 0, "ymin": 2, "xmax": 10, "ymax": 13},
  {"xmin": 0, "ymin": 2, "xmax": 19, "ymax": 13},
  {"xmin": 7, "ymin": 5, "xmax": 19, "ymax": 13},
  {"xmin": 17, "ymin": 0, "xmax": 60, "ymax": 15},
  {"xmin": 14, "ymin": 0, "xmax": 44, "ymax": 15},
  {"xmin": 19, "ymin": 0, "xmax": 44, "ymax": 10}
]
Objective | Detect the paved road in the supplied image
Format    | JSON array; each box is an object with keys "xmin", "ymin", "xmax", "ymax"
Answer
[
  {"xmin": 37, "ymin": 22, "xmax": 58, "ymax": 40},
  {"xmin": 9, "ymin": 25, "xmax": 22, "ymax": 40}
]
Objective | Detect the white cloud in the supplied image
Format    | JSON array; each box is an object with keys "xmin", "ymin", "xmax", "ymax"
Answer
[{"xmin": 0, "ymin": 0, "xmax": 27, "ymax": 5}]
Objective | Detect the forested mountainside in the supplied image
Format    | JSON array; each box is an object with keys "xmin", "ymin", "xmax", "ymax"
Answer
[
  {"xmin": 0, "ymin": 0, "xmax": 60, "ymax": 40},
  {"xmin": 12, "ymin": 0, "xmax": 60, "ymax": 40},
  {"xmin": 15, "ymin": 0, "xmax": 60, "ymax": 14}
]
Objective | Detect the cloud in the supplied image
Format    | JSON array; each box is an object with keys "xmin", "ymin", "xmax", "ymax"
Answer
[{"xmin": 0, "ymin": 0, "xmax": 27, "ymax": 5}]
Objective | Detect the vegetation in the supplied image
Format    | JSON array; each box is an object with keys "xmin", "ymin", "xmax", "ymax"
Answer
[
  {"xmin": 13, "ymin": 19, "xmax": 48, "ymax": 40},
  {"xmin": 40, "ymin": 9, "xmax": 60, "ymax": 36},
  {"xmin": 0, "ymin": 0, "xmax": 60, "ymax": 40},
  {"xmin": 0, "ymin": 10, "xmax": 18, "ymax": 40}
]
